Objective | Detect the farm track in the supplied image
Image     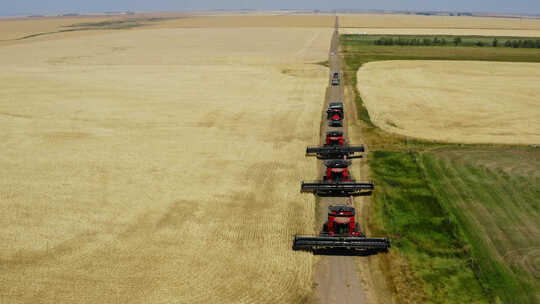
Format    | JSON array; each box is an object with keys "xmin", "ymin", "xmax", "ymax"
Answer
[{"xmin": 312, "ymin": 17, "xmax": 377, "ymax": 304}]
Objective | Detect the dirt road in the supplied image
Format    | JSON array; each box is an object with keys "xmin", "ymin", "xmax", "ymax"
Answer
[{"xmin": 312, "ymin": 17, "xmax": 370, "ymax": 304}]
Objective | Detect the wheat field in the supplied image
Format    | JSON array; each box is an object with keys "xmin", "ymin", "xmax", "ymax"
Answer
[
  {"xmin": 357, "ymin": 60, "xmax": 540, "ymax": 145},
  {"xmin": 0, "ymin": 19, "xmax": 333, "ymax": 303},
  {"xmin": 340, "ymin": 14, "xmax": 540, "ymax": 37}
]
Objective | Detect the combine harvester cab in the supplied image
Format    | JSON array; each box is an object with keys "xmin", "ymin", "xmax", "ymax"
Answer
[
  {"xmin": 301, "ymin": 159, "xmax": 374, "ymax": 196},
  {"xmin": 293, "ymin": 205, "xmax": 390, "ymax": 252}
]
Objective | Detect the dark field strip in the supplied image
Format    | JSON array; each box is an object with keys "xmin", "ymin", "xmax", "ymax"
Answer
[
  {"xmin": 12, "ymin": 17, "xmax": 175, "ymax": 41},
  {"xmin": 342, "ymin": 34, "xmax": 540, "ymax": 48}
]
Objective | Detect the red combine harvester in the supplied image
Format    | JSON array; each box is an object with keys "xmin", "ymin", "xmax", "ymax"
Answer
[
  {"xmin": 325, "ymin": 130, "xmax": 345, "ymax": 146},
  {"xmin": 293, "ymin": 205, "xmax": 390, "ymax": 252},
  {"xmin": 327, "ymin": 102, "xmax": 344, "ymax": 127},
  {"xmin": 301, "ymin": 159, "xmax": 374, "ymax": 196}
]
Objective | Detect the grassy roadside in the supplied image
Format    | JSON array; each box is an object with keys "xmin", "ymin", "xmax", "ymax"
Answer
[
  {"xmin": 341, "ymin": 34, "xmax": 540, "ymax": 303},
  {"xmin": 370, "ymin": 151, "xmax": 492, "ymax": 303}
]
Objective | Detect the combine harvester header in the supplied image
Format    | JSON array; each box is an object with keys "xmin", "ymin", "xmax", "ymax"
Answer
[
  {"xmin": 293, "ymin": 205, "xmax": 390, "ymax": 252},
  {"xmin": 301, "ymin": 181, "xmax": 374, "ymax": 197},
  {"xmin": 301, "ymin": 159, "xmax": 374, "ymax": 196},
  {"xmin": 306, "ymin": 145, "xmax": 365, "ymax": 159}
]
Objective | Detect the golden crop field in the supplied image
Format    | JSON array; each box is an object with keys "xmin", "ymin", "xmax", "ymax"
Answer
[
  {"xmin": 356, "ymin": 60, "xmax": 540, "ymax": 144},
  {"xmin": 0, "ymin": 18, "xmax": 333, "ymax": 303},
  {"xmin": 159, "ymin": 14, "xmax": 334, "ymax": 28},
  {"xmin": 0, "ymin": 14, "xmax": 334, "ymax": 44},
  {"xmin": 340, "ymin": 13, "xmax": 540, "ymax": 37}
]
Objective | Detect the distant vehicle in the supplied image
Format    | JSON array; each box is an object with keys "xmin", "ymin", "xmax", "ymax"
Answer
[{"xmin": 331, "ymin": 72, "xmax": 340, "ymax": 86}]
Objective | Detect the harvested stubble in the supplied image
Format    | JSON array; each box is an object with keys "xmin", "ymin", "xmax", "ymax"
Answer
[
  {"xmin": 340, "ymin": 27, "xmax": 540, "ymax": 38},
  {"xmin": 357, "ymin": 60, "xmax": 540, "ymax": 145},
  {"xmin": 0, "ymin": 26, "xmax": 333, "ymax": 303},
  {"xmin": 341, "ymin": 14, "xmax": 540, "ymax": 28},
  {"xmin": 339, "ymin": 14, "xmax": 540, "ymax": 37}
]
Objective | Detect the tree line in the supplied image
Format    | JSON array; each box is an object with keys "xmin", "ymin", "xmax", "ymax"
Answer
[{"xmin": 374, "ymin": 37, "xmax": 540, "ymax": 48}]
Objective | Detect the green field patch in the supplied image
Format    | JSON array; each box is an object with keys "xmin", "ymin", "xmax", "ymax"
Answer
[
  {"xmin": 420, "ymin": 149, "xmax": 540, "ymax": 303},
  {"xmin": 370, "ymin": 150, "xmax": 491, "ymax": 303}
]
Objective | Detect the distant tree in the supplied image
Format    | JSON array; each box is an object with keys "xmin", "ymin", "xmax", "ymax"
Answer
[
  {"xmin": 511, "ymin": 40, "xmax": 520, "ymax": 48},
  {"xmin": 453, "ymin": 37, "xmax": 462, "ymax": 46},
  {"xmin": 475, "ymin": 41, "xmax": 485, "ymax": 47},
  {"xmin": 492, "ymin": 38, "xmax": 498, "ymax": 47},
  {"xmin": 423, "ymin": 38, "xmax": 432, "ymax": 45},
  {"xmin": 536, "ymin": 40, "xmax": 540, "ymax": 48},
  {"xmin": 523, "ymin": 40, "xmax": 536, "ymax": 48},
  {"xmin": 441, "ymin": 38, "xmax": 447, "ymax": 45},
  {"xmin": 504, "ymin": 40, "xmax": 512, "ymax": 47}
]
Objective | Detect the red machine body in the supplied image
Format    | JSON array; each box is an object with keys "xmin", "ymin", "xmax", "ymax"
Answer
[
  {"xmin": 325, "ymin": 131, "xmax": 344, "ymax": 146},
  {"xmin": 325, "ymin": 167, "xmax": 349, "ymax": 182},
  {"xmin": 324, "ymin": 205, "xmax": 362, "ymax": 237},
  {"xmin": 323, "ymin": 159, "xmax": 351, "ymax": 182},
  {"xmin": 328, "ymin": 109, "xmax": 344, "ymax": 121}
]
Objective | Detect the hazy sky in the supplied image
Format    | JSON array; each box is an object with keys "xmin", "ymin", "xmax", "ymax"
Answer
[{"xmin": 2, "ymin": 0, "xmax": 539, "ymax": 16}]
